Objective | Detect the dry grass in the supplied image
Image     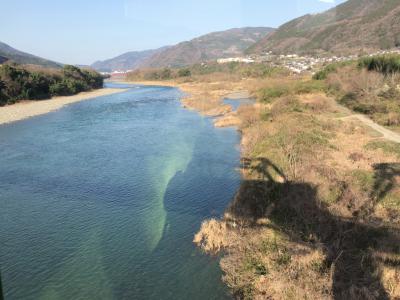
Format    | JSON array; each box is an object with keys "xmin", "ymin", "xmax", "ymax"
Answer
[
  {"xmin": 327, "ymin": 67, "xmax": 385, "ymax": 97},
  {"xmin": 193, "ymin": 219, "xmax": 237, "ymax": 253},
  {"xmin": 177, "ymin": 76, "xmax": 274, "ymax": 117},
  {"xmin": 237, "ymin": 105, "xmax": 263, "ymax": 129},
  {"xmin": 326, "ymin": 66, "xmax": 400, "ymax": 131},
  {"xmin": 214, "ymin": 113, "xmax": 242, "ymax": 127},
  {"xmin": 193, "ymin": 75, "xmax": 400, "ymax": 299},
  {"xmin": 129, "ymin": 71, "xmax": 400, "ymax": 299},
  {"xmin": 179, "ymin": 81, "xmax": 234, "ymax": 116}
]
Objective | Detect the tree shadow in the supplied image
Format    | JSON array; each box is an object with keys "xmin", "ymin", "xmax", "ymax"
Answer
[
  {"xmin": 372, "ymin": 163, "xmax": 400, "ymax": 202},
  {"xmin": 228, "ymin": 157, "xmax": 400, "ymax": 299}
]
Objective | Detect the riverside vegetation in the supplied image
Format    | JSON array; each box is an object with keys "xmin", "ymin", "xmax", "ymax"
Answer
[
  {"xmin": 314, "ymin": 55, "xmax": 400, "ymax": 133},
  {"xmin": 0, "ymin": 64, "xmax": 104, "ymax": 106},
  {"xmin": 128, "ymin": 56, "xmax": 400, "ymax": 299}
]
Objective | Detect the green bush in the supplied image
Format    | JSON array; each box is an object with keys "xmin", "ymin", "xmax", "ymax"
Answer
[
  {"xmin": 313, "ymin": 64, "xmax": 338, "ymax": 80},
  {"xmin": 0, "ymin": 64, "xmax": 103, "ymax": 105},
  {"xmin": 358, "ymin": 54, "xmax": 400, "ymax": 75},
  {"xmin": 81, "ymin": 69, "xmax": 103, "ymax": 89},
  {"xmin": 0, "ymin": 79, "xmax": 7, "ymax": 105},
  {"xmin": 258, "ymin": 85, "xmax": 291, "ymax": 103},
  {"xmin": 160, "ymin": 68, "xmax": 172, "ymax": 80},
  {"xmin": 142, "ymin": 68, "xmax": 173, "ymax": 80},
  {"xmin": 313, "ymin": 61, "xmax": 354, "ymax": 80},
  {"xmin": 26, "ymin": 72, "xmax": 52, "ymax": 99},
  {"xmin": 49, "ymin": 81, "xmax": 70, "ymax": 96},
  {"xmin": 177, "ymin": 68, "xmax": 191, "ymax": 77},
  {"xmin": 293, "ymin": 80, "xmax": 325, "ymax": 94}
]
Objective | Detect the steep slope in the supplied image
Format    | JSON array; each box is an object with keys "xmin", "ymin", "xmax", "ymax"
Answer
[
  {"xmin": 250, "ymin": 0, "xmax": 400, "ymax": 55},
  {"xmin": 0, "ymin": 55, "xmax": 8, "ymax": 64},
  {"xmin": 0, "ymin": 41, "xmax": 61, "ymax": 68},
  {"xmin": 91, "ymin": 47, "xmax": 168, "ymax": 72},
  {"xmin": 140, "ymin": 27, "xmax": 274, "ymax": 68}
]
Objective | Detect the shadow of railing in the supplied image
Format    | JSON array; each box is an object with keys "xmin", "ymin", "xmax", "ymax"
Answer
[{"xmin": 228, "ymin": 157, "xmax": 400, "ymax": 299}]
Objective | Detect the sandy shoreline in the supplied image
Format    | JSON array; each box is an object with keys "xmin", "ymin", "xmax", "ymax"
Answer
[{"xmin": 0, "ymin": 88, "xmax": 127, "ymax": 125}]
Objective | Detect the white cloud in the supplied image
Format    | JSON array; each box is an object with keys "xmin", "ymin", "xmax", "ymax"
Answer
[{"xmin": 319, "ymin": 0, "xmax": 335, "ymax": 3}]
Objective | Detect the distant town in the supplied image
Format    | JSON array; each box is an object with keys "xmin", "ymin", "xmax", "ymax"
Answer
[
  {"xmin": 100, "ymin": 48, "xmax": 400, "ymax": 77},
  {"xmin": 251, "ymin": 49, "xmax": 400, "ymax": 74}
]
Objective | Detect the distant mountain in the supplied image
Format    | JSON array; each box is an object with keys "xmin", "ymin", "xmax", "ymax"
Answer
[
  {"xmin": 91, "ymin": 47, "xmax": 168, "ymax": 72},
  {"xmin": 249, "ymin": 0, "xmax": 400, "ymax": 55},
  {"xmin": 92, "ymin": 27, "xmax": 274, "ymax": 71},
  {"xmin": 138, "ymin": 27, "xmax": 275, "ymax": 68},
  {"xmin": 0, "ymin": 41, "xmax": 61, "ymax": 68}
]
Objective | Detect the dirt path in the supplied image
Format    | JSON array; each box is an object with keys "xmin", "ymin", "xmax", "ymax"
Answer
[
  {"xmin": 343, "ymin": 114, "xmax": 400, "ymax": 143},
  {"xmin": 334, "ymin": 101, "xmax": 400, "ymax": 143},
  {"xmin": 302, "ymin": 94, "xmax": 400, "ymax": 143}
]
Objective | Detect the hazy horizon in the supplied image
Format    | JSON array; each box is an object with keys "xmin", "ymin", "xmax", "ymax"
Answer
[{"xmin": 1, "ymin": 0, "xmax": 345, "ymax": 65}]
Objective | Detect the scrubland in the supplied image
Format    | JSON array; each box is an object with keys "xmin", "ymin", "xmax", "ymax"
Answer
[
  {"xmin": 315, "ymin": 55, "xmax": 400, "ymax": 133},
  {"xmin": 128, "ymin": 58, "xmax": 400, "ymax": 299}
]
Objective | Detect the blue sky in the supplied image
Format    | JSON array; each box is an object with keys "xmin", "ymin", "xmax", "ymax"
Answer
[{"xmin": 0, "ymin": 0, "xmax": 346, "ymax": 65}]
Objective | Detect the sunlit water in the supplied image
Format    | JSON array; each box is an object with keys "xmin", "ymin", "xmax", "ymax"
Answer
[{"xmin": 0, "ymin": 83, "xmax": 241, "ymax": 299}]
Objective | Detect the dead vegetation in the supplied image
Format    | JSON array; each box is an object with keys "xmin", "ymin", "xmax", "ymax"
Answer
[
  {"xmin": 192, "ymin": 75, "xmax": 399, "ymax": 299},
  {"xmin": 214, "ymin": 113, "xmax": 242, "ymax": 128},
  {"xmin": 324, "ymin": 65, "xmax": 400, "ymax": 133},
  {"xmin": 128, "ymin": 68, "xmax": 400, "ymax": 299}
]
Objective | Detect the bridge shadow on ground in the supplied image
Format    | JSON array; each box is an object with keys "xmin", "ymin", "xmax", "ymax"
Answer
[{"xmin": 228, "ymin": 158, "xmax": 400, "ymax": 299}]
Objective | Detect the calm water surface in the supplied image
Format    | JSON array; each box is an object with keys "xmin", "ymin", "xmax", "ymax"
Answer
[{"xmin": 0, "ymin": 83, "xmax": 241, "ymax": 299}]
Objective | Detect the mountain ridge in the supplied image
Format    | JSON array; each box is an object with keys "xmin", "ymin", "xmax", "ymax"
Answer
[
  {"xmin": 140, "ymin": 27, "xmax": 275, "ymax": 68},
  {"xmin": 0, "ymin": 41, "xmax": 61, "ymax": 68},
  {"xmin": 249, "ymin": 0, "xmax": 400, "ymax": 55},
  {"xmin": 92, "ymin": 27, "xmax": 275, "ymax": 71},
  {"xmin": 91, "ymin": 47, "xmax": 169, "ymax": 72}
]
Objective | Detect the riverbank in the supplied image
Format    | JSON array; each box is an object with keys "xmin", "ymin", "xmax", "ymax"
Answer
[
  {"xmin": 121, "ymin": 78, "xmax": 257, "ymax": 118},
  {"xmin": 0, "ymin": 88, "xmax": 127, "ymax": 125},
  {"xmin": 126, "ymin": 75, "xmax": 400, "ymax": 299}
]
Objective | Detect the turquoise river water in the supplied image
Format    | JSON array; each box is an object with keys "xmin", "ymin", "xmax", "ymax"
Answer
[{"xmin": 0, "ymin": 83, "xmax": 242, "ymax": 299}]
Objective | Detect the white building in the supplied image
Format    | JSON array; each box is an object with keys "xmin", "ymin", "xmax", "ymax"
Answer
[{"xmin": 217, "ymin": 57, "xmax": 255, "ymax": 64}]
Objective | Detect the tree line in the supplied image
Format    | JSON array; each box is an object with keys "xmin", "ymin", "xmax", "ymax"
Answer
[
  {"xmin": 0, "ymin": 64, "xmax": 104, "ymax": 106},
  {"xmin": 126, "ymin": 61, "xmax": 287, "ymax": 82}
]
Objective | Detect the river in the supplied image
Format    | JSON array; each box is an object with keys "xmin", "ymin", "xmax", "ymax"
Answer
[{"xmin": 0, "ymin": 83, "xmax": 241, "ymax": 299}]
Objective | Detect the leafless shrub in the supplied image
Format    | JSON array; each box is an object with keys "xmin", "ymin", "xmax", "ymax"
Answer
[
  {"xmin": 237, "ymin": 105, "xmax": 260, "ymax": 128},
  {"xmin": 270, "ymin": 96, "xmax": 302, "ymax": 119},
  {"xmin": 327, "ymin": 67, "xmax": 384, "ymax": 98},
  {"xmin": 349, "ymin": 152, "xmax": 365, "ymax": 162},
  {"xmin": 303, "ymin": 94, "xmax": 333, "ymax": 112},
  {"xmin": 385, "ymin": 112, "xmax": 400, "ymax": 126}
]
